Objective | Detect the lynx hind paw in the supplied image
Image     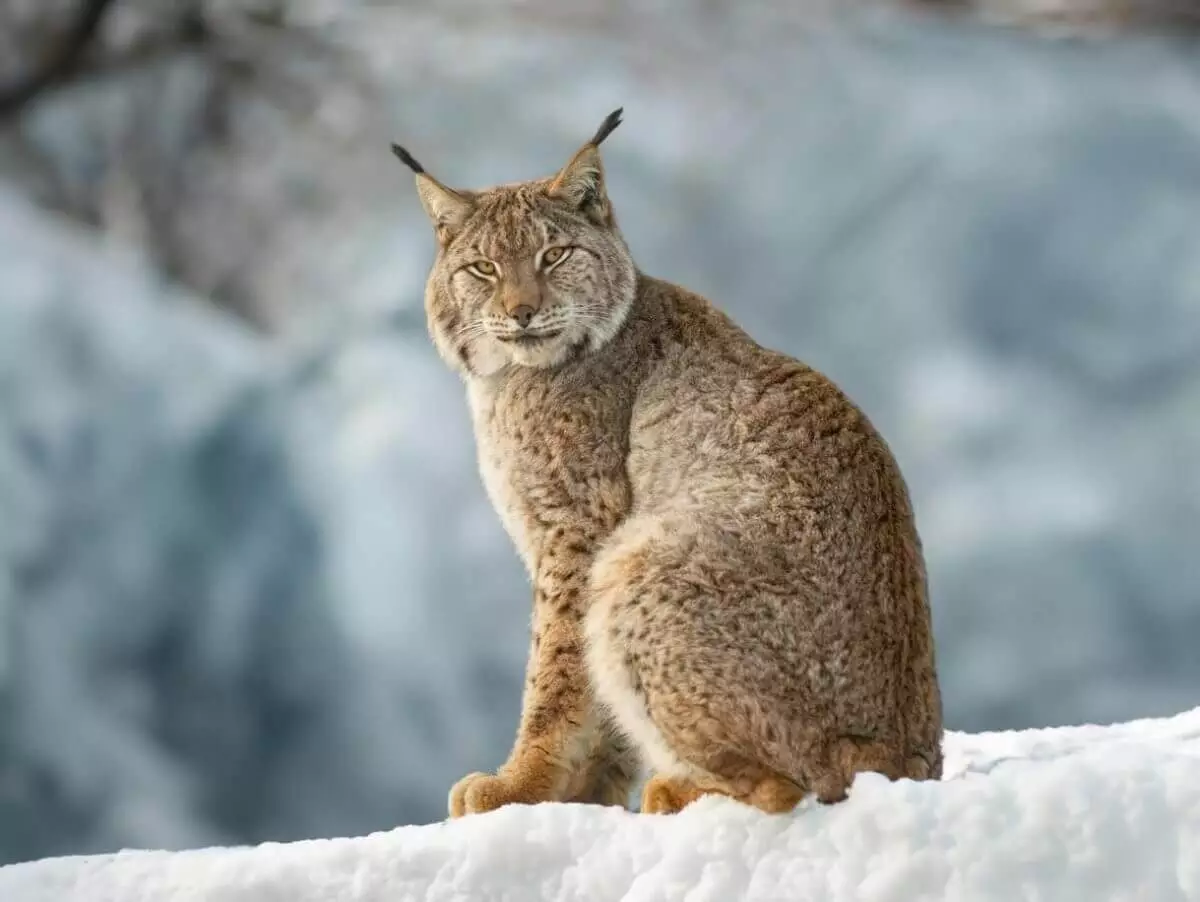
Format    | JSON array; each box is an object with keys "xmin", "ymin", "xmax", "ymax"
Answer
[
  {"xmin": 640, "ymin": 775, "xmax": 707, "ymax": 815},
  {"xmin": 640, "ymin": 772, "xmax": 806, "ymax": 815}
]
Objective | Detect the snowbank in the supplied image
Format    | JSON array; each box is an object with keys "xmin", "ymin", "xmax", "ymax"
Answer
[{"xmin": 3, "ymin": 707, "xmax": 1198, "ymax": 902}]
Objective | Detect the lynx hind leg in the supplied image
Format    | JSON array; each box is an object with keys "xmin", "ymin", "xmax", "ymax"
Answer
[
  {"xmin": 588, "ymin": 520, "xmax": 809, "ymax": 817},
  {"xmin": 590, "ymin": 522, "xmax": 923, "ymax": 816}
]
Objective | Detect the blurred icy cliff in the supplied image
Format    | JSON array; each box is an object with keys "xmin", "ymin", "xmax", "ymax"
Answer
[{"xmin": 1, "ymin": 0, "xmax": 1199, "ymax": 866}]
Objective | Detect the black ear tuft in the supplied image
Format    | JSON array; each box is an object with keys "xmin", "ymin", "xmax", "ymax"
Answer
[
  {"xmin": 390, "ymin": 143, "xmax": 425, "ymax": 174},
  {"xmin": 589, "ymin": 108, "xmax": 623, "ymax": 147}
]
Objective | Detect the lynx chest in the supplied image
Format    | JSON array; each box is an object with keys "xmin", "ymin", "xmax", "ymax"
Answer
[
  {"xmin": 466, "ymin": 375, "xmax": 630, "ymax": 580},
  {"xmin": 466, "ymin": 380, "xmax": 546, "ymax": 578}
]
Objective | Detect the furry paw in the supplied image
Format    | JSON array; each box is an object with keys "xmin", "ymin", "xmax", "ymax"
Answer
[
  {"xmin": 448, "ymin": 771, "xmax": 526, "ymax": 818},
  {"xmin": 640, "ymin": 774, "xmax": 705, "ymax": 815}
]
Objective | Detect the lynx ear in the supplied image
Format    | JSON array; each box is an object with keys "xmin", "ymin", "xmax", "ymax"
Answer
[
  {"xmin": 391, "ymin": 143, "xmax": 473, "ymax": 243},
  {"xmin": 547, "ymin": 108, "xmax": 623, "ymax": 222}
]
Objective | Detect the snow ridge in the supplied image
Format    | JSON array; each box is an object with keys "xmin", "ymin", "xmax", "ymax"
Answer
[{"xmin": 3, "ymin": 707, "xmax": 1199, "ymax": 901}]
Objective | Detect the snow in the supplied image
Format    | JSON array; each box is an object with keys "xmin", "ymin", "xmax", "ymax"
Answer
[{"xmin": 3, "ymin": 707, "xmax": 1198, "ymax": 902}]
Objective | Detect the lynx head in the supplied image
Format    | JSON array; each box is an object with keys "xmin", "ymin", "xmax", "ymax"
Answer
[{"xmin": 393, "ymin": 109, "xmax": 636, "ymax": 377}]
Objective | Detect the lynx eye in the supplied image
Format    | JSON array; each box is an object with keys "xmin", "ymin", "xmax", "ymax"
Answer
[
  {"xmin": 467, "ymin": 260, "xmax": 497, "ymax": 278},
  {"xmin": 541, "ymin": 246, "xmax": 571, "ymax": 267}
]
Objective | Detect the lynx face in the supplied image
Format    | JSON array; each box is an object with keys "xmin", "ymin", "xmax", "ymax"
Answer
[
  {"xmin": 395, "ymin": 110, "xmax": 636, "ymax": 377},
  {"xmin": 429, "ymin": 185, "xmax": 636, "ymax": 375}
]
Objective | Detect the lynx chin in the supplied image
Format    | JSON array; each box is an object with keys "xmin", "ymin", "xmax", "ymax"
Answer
[{"xmin": 391, "ymin": 108, "xmax": 943, "ymax": 818}]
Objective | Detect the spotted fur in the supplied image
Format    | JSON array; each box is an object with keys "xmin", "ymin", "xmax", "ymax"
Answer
[{"xmin": 395, "ymin": 111, "xmax": 943, "ymax": 818}]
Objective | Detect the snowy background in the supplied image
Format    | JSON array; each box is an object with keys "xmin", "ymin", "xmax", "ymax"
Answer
[{"xmin": 2, "ymin": 0, "xmax": 1199, "ymax": 868}]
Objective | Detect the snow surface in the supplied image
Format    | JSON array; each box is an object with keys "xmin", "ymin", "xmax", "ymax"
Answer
[{"xmin": 3, "ymin": 707, "xmax": 1198, "ymax": 902}]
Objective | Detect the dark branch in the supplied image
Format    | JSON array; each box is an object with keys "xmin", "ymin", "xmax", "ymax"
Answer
[
  {"xmin": 0, "ymin": 0, "xmax": 120, "ymax": 119},
  {"xmin": 589, "ymin": 107, "xmax": 623, "ymax": 147},
  {"xmin": 390, "ymin": 143, "xmax": 425, "ymax": 174}
]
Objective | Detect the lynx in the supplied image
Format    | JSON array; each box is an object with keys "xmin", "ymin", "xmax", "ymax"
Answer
[{"xmin": 391, "ymin": 109, "xmax": 943, "ymax": 818}]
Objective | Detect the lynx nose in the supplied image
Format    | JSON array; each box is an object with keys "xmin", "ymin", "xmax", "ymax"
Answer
[{"xmin": 510, "ymin": 305, "xmax": 536, "ymax": 329}]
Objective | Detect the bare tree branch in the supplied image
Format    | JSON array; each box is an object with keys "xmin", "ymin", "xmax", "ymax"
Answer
[{"xmin": 0, "ymin": 0, "xmax": 120, "ymax": 119}]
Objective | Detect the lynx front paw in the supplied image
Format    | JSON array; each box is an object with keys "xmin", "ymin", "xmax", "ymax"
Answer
[{"xmin": 448, "ymin": 771, "xmax": 537, "ymax": 818}]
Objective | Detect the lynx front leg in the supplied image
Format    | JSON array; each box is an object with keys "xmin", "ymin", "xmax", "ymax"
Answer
[
  {"xmin": 450, "ymin": 389, "xmax": 631, "ymax": 818},
  {"xmin": 449, "ymin": 554, "xmax": 602, "ymax": 818}
]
